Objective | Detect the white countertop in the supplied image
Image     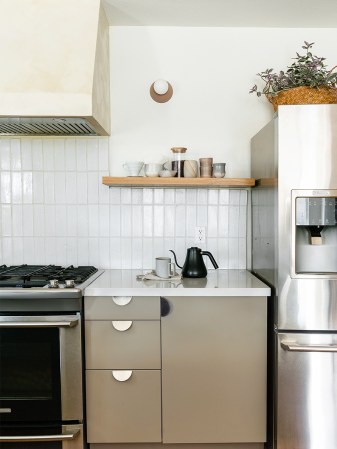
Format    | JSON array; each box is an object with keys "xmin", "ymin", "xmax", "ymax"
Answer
[{"xmin": 84, "ymin": 269, "xmax": 270, "ymax": 297}]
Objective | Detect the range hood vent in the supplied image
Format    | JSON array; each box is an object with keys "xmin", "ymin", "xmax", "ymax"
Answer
[
  {"xmin": 0, "ymin": 118, "xmax": 98, "ymax": 136},
  {"xmin": 0, "ymin": 0, "xmax": 110, "ymax": 136}
]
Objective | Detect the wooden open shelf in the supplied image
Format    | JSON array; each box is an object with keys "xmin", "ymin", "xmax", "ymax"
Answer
[{"xmin": 102, "ymin": 176, "xmax": 255, "ymax": 188}]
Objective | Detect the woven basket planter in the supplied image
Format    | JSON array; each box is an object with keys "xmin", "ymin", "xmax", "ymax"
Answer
[{"xmin": 268, "ymin": 86, "xmax": 337, "ymax": 112}]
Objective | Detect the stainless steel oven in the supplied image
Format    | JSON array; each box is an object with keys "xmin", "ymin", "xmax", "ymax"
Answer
[{"xmin": 0, "ymin": 264, "xmax": 103, "ymax": 449}]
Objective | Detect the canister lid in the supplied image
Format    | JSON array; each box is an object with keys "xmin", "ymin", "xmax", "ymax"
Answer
[{"xmin": 171, "ymin": 147, "xmax": 187, "ymax": 153}]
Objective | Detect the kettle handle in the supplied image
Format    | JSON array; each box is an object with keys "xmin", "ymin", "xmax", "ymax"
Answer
[
  {"xmin": 201, "ymin": 251, "xmax": 219, "ymax": 269},
  {"xmin": 169, "ymin": 250, "xmax": 182, "ymax": 269}
]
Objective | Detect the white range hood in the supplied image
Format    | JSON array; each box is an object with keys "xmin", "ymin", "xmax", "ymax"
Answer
[{"xmin": 0, "ymin": 0, "xmax": 110, "ymax": 136}]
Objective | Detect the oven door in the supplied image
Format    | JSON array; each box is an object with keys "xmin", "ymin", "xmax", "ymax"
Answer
[{"xmin": 0, "ymin": 314, "xmax": 83, "ymax": 425}]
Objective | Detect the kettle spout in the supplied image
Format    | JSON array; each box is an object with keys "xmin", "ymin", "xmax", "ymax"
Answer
[
  {"xmin": 169, "ymin": 250, "xmax": 182, "ymax": 269},
  {"xmin": 201, "ymin": 251, "xmax": 219, "ymax": 269}
]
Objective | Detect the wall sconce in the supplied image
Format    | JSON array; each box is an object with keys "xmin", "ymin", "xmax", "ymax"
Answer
[{"xmin": 150, "ymin": 79, "xmax": 173, "ymax": 103}]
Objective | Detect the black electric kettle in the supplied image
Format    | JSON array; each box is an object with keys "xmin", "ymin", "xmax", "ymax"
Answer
[{"xmin": 169, "ymin": 247, "xmax": 219, "ymax": 278}]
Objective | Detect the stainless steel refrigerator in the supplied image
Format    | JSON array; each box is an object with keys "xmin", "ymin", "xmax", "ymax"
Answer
[{"xmin": 251, "ymin": 104, "xmax": 337, "ymax": 449}]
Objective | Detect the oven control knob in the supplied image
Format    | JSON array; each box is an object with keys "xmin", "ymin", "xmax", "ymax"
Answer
[
  {"xmin": 49, "ymin": 279, "xmax": 59, "ymax": 288},
  {"xmin": 65, "ymin": 279, "xmax": 75, "ymax": 288}
]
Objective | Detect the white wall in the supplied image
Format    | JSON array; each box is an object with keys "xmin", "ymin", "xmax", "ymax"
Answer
[{"xmin": 109, "ymin": 27, "xmax": 337, "ymax": 177}]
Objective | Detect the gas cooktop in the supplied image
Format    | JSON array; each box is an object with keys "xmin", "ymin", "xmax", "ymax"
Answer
[{"xmin": 0, "ymin": 265, "xmax": 98, "ymax": 288}]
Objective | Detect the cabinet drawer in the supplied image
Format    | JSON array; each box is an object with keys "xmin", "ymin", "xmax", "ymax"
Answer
[
  {"xmin": 86, "ymin": 369, "xmax": 162, "ymax": 443},
  {"xmin": 85, "ymin": 320, "xmax": 161, "ymax": 369},
  {"xmin": 84, "ymin": 296, "xmax": 160, "ymax": 320}
]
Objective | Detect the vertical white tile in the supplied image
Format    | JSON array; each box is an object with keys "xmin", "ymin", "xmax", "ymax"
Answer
[
  {"xmin": 186, "ymin": 189, "xmax": 197, "ymax": 204},
  {"xmin": 99, "ymin": 138, "xmax": 109, "ymax": 170},
  {"xmin": 164, "ymin": 205, "xmax": 175, "ymax": 237},
  {"xmin": 229, "ymin": 190, "xmax": 241, "ymax": 205},
  {"xmin": 239, "ymin": 238, "xmax": 247, "ymax": 269},
  {"xmin": 88, "ymin": 205, "xmax": 99, "ymax": 236},
  {"xmin": 66, "ymin": 238, "xmax": 78, "ymax": 266},
  {"xmin": 143, "ymin": 205, "xmax": 153, "ymax": 237},
  {"xmin": 205, "ymin": 238, "xmax": 219, "ymax": 269},
  {"xmin": 12, "ymin": 237, "xmax": 24, "ymax": 264},
  {"xmin": 65, "ymin": 139, "xmax": 77, "ymax": 171},
  {"xmin": 239, "ymin": 206, "xmax": 247, "ymax": 237},
  {"xmin": 186, "ymin": 205, "xmax": 197, "ymax": 237},
  {"xmin": 153, "ymin": 205, "xmax": 164, "ymax": 237},
  {"xmin": 33, "ymin": 205, "xmax": 45, "ymax": 236},
  {"xmin": 66, "ymin": 205, "xmax": 77, "ymax": 236},
  {"xmin": 175, "ymin": 189, "xmax": 186, "ymax": 204},
  {"xmin": 196, "ymin": 205, "xmax": 208, "ymax": 226},
  {"xmin": 132, "ymin": 189, "xmax": 143, "ymax": 204},
  {"xmin": 87, "ymin": 139, "xmax": 99, "ymax": 171},
  {"xmin": 208, "ymin": 189, "xmax": 219, "ymax": 205},
  {"xmin": 163, "ymin": 237, "xmax": 175, "ymax": 257},
  {"xmin": 109, "ymin": 187, "xmax": 121, "ymax": 204},
  {"xmin": 121, "ymin": 205, "xmax": 132, "ymax": 237},
  {"xmin": 32, "ymin": 139, "xmax": 43, "ymax": 170},
  {"xmin": 45, "ymin": 205, "xmax": 56, "ymax": 236},
  {"xmin": 228, "ymin": 238, "xmax": 239, "ymax": 269},
  {"xmin": 164, "ymin": 189, "xmax": 175, "ymax": 204},
  {"xmin": 78, "ymin": 238, "xmax": 89, "ymax": 265},
  {"xmin": 87, "ymin": 172, "xmax": 99, "ymax": 204},
  {"xmin": 77, "ymin": 173, "xmax": 88, "ymax": 204},
  {"xmin": 45, "ymin": 237, "xmax": 56, "ymax": 264},
  {"xmin": 76, "ymin": 139, "xmax": 87, "ymax": 171},
  {"xmin": 11, "ymin": 139, "xmax": 21, "ymax": 170},
  {"xmin": 1, "ymin": 205, "xmax": 12, "ymax": 236},
  {"xmin": 0, "ymin": 139, "xmax": 11, "ymax": 170},
  {"xmin": 229, "ymin": 206, "xmax": 240, "ymax": 237},
  {"xmin": 219, "ymin": 206, "xmax": 229, "ymax": 237},
  {"xmin": 143, "ymin": 189, "xmax": 153, "ymax": 204},
  {"xmin": 43, "ymin": 173, "xmax": 55, "ymax": 204},
  {"xmin": 219, "ymin": 189, "xmax": 229, "ymax": 205},
  {"xmin": 99, "ymin": 174, "xmax": 110, "ymax": 204},
  {"xmin": 153, "ymin": 237, "xmax": 165, "ymax": 259},
  {"xmin": 2, "ymin": 237, "xmax": 12, "ymax": 264},
  {"xmin": 1, "ymin": 172, "xmax": 11, "ymax": 203},
  {"xmin": 142, "ymin": 238, "xmax": 153, "ymax": 269},
  {"xmin": 218, "ymin": 238, "xmax": 229, "ymax": 269},
  {"xmin": 12, "ymin": 205, "xmax": 23, "ymax": 236},
  {"xmin": 21, "ymin": 139, "xmax": 32, "ymax": 170},
  {"xmin": 197, "ymin": 189, "xmax": 208, "ymax": 205},
  {"xmin": 121, "ymin": 188, "xmax": 132, "ymax": 204},
  {"xmin": 22, "ymin": 172, "xmax": 33, "ymax": 204},
  {"xmin": 121, "ymin": 238, "xmax": 132, "ymax": 269},
  {"xmin": 55, "ymin": 205, "xmax": 67, "ymax": 236},
  {"xmin": 55, "ymin": 237, "xmax": 67, "ymax": 265},
  {"xmin": 240, "ymin": 189, "xmax": 248, "ymax": 205},
  {"xmin": 99, "ymin": 205, "xmax": 110, "ymax": 237},
  {"xmin": 54, "ymin": 139, "xmax": 65, "ymax": 171},
  {"xmin": 11, "ymin": 172, "xmax": 22, "ymax": 204},
  {"xmin": 34, "ymin": 237, "xmax": 45, "ymax": 263},
  {"xmin": 173, "ymin": 238, "xmax": 187, "ymax": 267},
  {"xmin": 207, "ymin": 205, "xmax": 218, "ymax": 237},
  {"xmin": 32, "ymin": 172, "xmax": 44, "ymax": 204},
  {"xmin": 54, "ymin": 173, "xmax": 66, "ymax": 204},
  {"xmin": 43, "ymin": 140, "xmax": 55, "ymax": 170},
  {"xmin": 131, "ymin": 238, "xmax": 143, "ymax": 269},
  {"xmin": 110, "ymin": 205, "xmax": 121, "ymax": 236},
  {"xmin": 99, "ymin": 237, "xmax": 110, "ymax": 268},
  {"xmin": 154, "ymin": 189, "xmax": 164, "ymax": 204},
  {"xmin": 77, "ymin": 205, "xmax": 89, "ymax": 236},
  {"xmin": 109, "ymin": 237, "xmax": 122, "ymax": 269},
  {"xmin": 131, "ymin": 205, "xmax": 142, "ymax": 237},
  {"xmin": 23, "ymin": 205, "xmax": 34, "ymax": 236},
  {"xmin": 23, "ymin": 237, "xmax": 35, "ymax": 263},
  {"xmin": 175, "ymin": 205, "xmax": 186, "ymax": 237},
  {"xmin": 66, "ymin": 173, "xmax": 77, "ymax": 204}
]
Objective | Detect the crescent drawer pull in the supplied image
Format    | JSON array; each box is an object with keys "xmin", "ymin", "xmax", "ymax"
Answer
[
  {"xmin": 112, "ymin": 296, "xmax": 132, "ymax": 306},
  {"xmin": 112, "ymin": 370, "xmax": 133, "ymax": 381},
  {"xmin": 112, "ymin": 320, "xmax": 133, "ymax": 331}
]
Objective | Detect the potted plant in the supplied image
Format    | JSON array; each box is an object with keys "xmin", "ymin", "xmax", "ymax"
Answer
[{"xmin": 250, "ymin": 41, "xmax": 337, "ymax": 111}]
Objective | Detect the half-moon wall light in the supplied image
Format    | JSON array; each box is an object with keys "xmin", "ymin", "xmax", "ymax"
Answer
[{"xmin": 150, "ymin": 79, "xmax": 173, "ymax": 103}]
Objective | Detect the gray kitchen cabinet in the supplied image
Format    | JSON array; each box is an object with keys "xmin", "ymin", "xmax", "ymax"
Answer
[
  {"xmin": 161, "ymin": 295, "xmax": 267, "ymax": 444},
  {"xmin": 84, "ymin": 296, "xmax": 162, "ymax": 444}
]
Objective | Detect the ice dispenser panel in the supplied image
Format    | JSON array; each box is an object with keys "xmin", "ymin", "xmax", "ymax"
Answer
[{"xmin": 295, "ymin": 196, "xmax": 337, "ymax": 274}]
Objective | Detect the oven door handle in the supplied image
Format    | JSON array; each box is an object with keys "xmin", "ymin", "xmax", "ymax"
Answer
[
  {"xmin": 281, "ymin": 342, "xmax": 337, "ymax": 352},
  {"xmin": 0, "ymin": 428, "xmax": 80, "ymax": 442},
  {"xmin": 0, "ymin": 315, "xmax": 79, "ymax": 328}
]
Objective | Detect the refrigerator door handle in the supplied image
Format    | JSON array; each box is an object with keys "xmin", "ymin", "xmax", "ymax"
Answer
[{"xmin": 281, "ymin": 341, "xmax": 337, "ymax": 352}]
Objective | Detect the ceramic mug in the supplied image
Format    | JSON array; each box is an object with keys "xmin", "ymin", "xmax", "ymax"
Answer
[
  {"xmin": 155, "ymin": 257, "xmax": 176, "ymax": 279},
  {"xmin": 184, "ymin": 160, "xmax": 198, "ymax": 178},
  {"xmin": 123, "ymin": 161, "xmax": 144, "ymax": 176},
  {"xmin": 144, "ymin": 163, "xmax": 162, "ymax": 177},
  {"xmin": 213, "ymin": 162, "xmax": 226, "ymax": 178}
]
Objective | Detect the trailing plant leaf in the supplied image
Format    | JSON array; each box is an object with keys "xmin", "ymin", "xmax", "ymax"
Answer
[{"xmin": 250, "ymin": 42, "xmax": 337, "ymax": 97}]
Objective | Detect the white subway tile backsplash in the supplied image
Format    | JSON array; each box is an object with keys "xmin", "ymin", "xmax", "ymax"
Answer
[{"xmin": 0, "ymin": 138, "xmax": 249, "ymax": 269}]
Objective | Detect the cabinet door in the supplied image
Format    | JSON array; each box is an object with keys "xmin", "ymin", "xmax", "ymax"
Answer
[
  {"xmin": 161, "ymin": 296, "xmax": 267, "ymax": 443},
  {"xmin": 86, "ymin": 369, "xmax": 161, "ymax": 443}
]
